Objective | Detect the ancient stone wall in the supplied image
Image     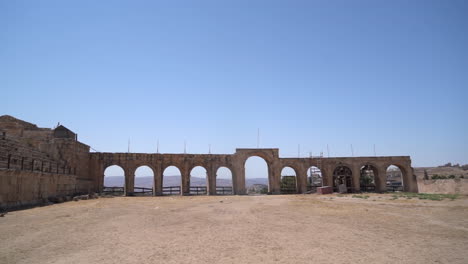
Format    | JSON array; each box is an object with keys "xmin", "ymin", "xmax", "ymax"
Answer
[
  {"xmin": 0, "ymin": 115, "xmax": 420, "ymax": 210},
  {"xmin": 89, "ymin": 150, "xmax": 417, "ymax": 195},
  {"xmin": 0, "ymin": 116, "xmax": 92, "ymax": 209},
  {"xmin": 417, "ymin": 179, "xmax": 468, "ymax": 195},
  {"xmin": 0, "ymin": 170, "xmax": 89, "ymax": 209}
]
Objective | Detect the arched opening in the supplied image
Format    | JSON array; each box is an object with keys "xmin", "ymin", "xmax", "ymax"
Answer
[
  {"xmin": 163, "ymin": 166, "xmax": 182, "ymax": 195},
  {"xmin": 280, "ymin": 167, "xmax": 297, "ymax": 194},
  {"xmin": 333, "ymin": 165, "xmax": 353, "ymax": 193},
  {"xmin": 307, "ymin": 166, "xmax": 323, "ymax": 192},
  {"xmin": 134, "ymin": 165, "xmax": 154, "ymax": 196},
  {"xmin": 190, "ymin": 166, "xmax": 207, "ymax": 195},
  {"xmin": 103, "ymin": 165, "xmax": 125, "ymax": 195},
  {"xmin": 360, "ymin": 165, "xmax": 378, "ymax": 192},
  {"xmin": 216, "ymin": 167, "xmax": 233, "ymax": 195},
  {"xmin": 244, "ymin": 156, "xmax": 269, "ymax": 195},
  {"xmin": 386, "ymin": 165, "xmax": 404, "ymax": 192}
]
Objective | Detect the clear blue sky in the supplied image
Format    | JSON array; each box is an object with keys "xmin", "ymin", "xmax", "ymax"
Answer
[{"xmin": 2, "ymin": 0, "xmax": 467, "ymax": 170}]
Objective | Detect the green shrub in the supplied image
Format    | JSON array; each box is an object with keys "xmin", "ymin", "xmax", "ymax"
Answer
[
  {"xmin": 390, "ymin": 192, "xmax": 459, "ymax": 201},
  {"xmin": 352, "ymin": 195, "xmax": 369, "ymax": 199}
]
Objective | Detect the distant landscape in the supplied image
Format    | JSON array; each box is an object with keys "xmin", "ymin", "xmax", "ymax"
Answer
[
  {"xmin": 104, "ymin": 165, "xmax": 468, "ymax": 188},
  {"xmin": 414, "ymin": 165, "xmax": 468, "ymax": 179},
  {"xmin": 104, "ymin": 175, "xmax": 268, "ymax": 188}
]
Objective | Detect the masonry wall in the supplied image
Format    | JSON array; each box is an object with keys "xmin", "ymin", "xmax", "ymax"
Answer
[
  {"xmin": 417, "ymin": 179, "xmax": 468, "ymax": 195},
  {"xmin": 0, "ymin": 132, "xmax": 92, "ymax": 210},
  {"xmin": 0, "ymin": 169, "xmax": 91, "ymax": 210}
]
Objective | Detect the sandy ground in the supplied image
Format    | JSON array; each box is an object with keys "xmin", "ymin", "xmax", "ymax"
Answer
[{"xmin": 1, "ymin": 194, "xmax": 467, "ymax": 264}]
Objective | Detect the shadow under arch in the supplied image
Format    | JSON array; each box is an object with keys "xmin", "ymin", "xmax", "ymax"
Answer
[{"xmin": 333, "ymin": 165, "xmax": 353, "ymax": 193}]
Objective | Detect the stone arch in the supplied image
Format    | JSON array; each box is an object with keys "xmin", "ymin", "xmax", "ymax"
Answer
[
  {"xmin": 238, "ymin": 150, "xmax": 276, "ymax": 167},
  {"xmin": 189, "ymin": 166, "xmax": 208, "ymax": 195},
  {"xmin": 280, "ymin": 166, "xmax": 298, "ymax": 194},
  {"xmin": 216, "ymin": 166, "xmax": 234, "ymax": 195},
  {"xmin": 103, "ymin": 164, "xmax": 125, "ymax": 195},
  {"xmin": 333, "ymin": 165, "xmax": 353, "ymax": 193},
  {"xmin": 244, "ymin": 155, "xmax": 270, "ymax": 194},
  {"xmin": 132, "ymin": 164, "xmax": 156, "ymax": 175},
  {"xmin": 134, "ymin": 165, "xmax": 155, "ymax": 196},
  {"xmin": 385, "ymin": 164, "xmax": 405, "ymax": 192},
  {"xmin": 162, "ymin": 165, "xmax": 182, "ymax": 195},
  {"xmin": 307, "ymin": 165, "xmax": 323, "ymax": 190},
  {"xmin": 359, "ymin": 163, "xmax": 379, "ymax": 192}
]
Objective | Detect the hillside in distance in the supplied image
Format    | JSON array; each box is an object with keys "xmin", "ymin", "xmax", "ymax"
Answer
[
  {"xmin": 104, "ymin": 176, "xmax": 268, "ymax": 188},
  {"xmin": 414, "ymin": 166, "xmax": 468, "ymax": 179}
]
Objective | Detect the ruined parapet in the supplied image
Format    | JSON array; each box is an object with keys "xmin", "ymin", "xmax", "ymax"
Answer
[{"xmin": 0, "ymin": 116, "xmax": 93, "ymax": 210}]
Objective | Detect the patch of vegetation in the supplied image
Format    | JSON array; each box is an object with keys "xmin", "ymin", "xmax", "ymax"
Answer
[
  {"xmin": 390, "ymin": 192, "xmax": 459, "ymax": 201},
  {"xmin": 431, "ymin": 174, "xmax": 458, "ymax": 180},
  {"xmin": 260, "ymin": 187, "xmax": 268, "ymax": 194},
  {"xmin": 352, "ymin": 195, "xmax": 370, "ymax": 199}
]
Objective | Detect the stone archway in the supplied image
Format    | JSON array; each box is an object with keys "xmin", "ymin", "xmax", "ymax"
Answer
[
  {"xmin": 216, "ymin": 166, "xmax": 234, "ymax": 195},
  {"xmin": 359, "ymin": 164, "xmax": 378, "ymax": 192},
  {"xmin": 280, "ymin": 166, "xmax": 298, "ymax": 194},
  {"xmin": 244, "ymin": 156, "xmax": 269, "ymax": 195},
  {"xmin": 134, "ymin": 165, "xmax": 155, "ymax": 196},
  {"xmin": 103, "ymin": 165, "xmax": 125, "ymax": 195},
  {"xmin": 333, "ymin": 165, "xmax": 353, "ymax": 193}
]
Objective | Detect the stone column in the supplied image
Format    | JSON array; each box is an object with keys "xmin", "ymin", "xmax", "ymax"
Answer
[
  {"xmin": 181, "ymin": 169, "xmax": 190, "ymax": 196},
  {"xmin": 322, "ymin": 165, "xmax": 333, "ymax": 188},
  {"xmin": 372, "ymin": 167, "xmax": 381, "ymax": 193},
  {"xmin": 403, "ymin": 165, "xmax": 418, "ymax": 193},
  {"xmin": 296, "ymin": 166, "xmax": 308, "ymax": 194},
  {"xmin": 154, "ymin": 164, "xmax": 163, "ymax": 196},
  {"xmin": 352, "ymin": 165, "xmax": 361, "ymax": 193},
  {"xmin": 269, "ymin": 161, "xmax": 281, "ymax": 194},
  {"xmin": 376, "ymin": 166, "xmax": 387, "ymax": 193},
  {"xmin": 231, "ymin": 155, "xmax": 245, "ymax": 195},
  {"xmin": 206, "ymin": 164, "xmax": 217, "ymax": 195},
  {"xmin": 236, "ymin": 169, "xmax": 246, "ymax": 194},
  {"xmin": 125, "ymin": 173, "xmax": 135, "ymax": 196}
]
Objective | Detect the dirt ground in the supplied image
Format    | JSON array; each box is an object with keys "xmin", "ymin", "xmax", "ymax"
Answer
[{"xmin": 1, "ymin": 194, "xmax": 467, "ymax": 264}]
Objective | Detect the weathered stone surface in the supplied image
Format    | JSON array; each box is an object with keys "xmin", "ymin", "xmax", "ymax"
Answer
[
  {"xmin": 0, "ymin": 115, "xmax": 419, "ymax": 210},
  {"xmin": 417, "ymin": 179, "xmax": 468, "ymax": 194}
]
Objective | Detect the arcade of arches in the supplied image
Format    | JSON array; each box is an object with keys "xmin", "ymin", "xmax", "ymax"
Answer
[{"xmin": 92, "ymin": 148, "xmax": 418, "ymax": 195}]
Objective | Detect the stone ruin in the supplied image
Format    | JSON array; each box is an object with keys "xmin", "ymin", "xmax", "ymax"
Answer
[{"xmin": 0, "ymin": 115, "xmax": 418, "ymax": 210}]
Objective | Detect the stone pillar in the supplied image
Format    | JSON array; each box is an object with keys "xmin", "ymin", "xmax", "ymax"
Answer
[
  {"xmin": 269, "ymin": 161, "xmax": 281, "ymax": 194},
  {"xmin": 372, "ymin": 167, "xmax": 381, "ymax": 193},
  {"xmin": 322, "ymin": 166, "xmax": 333, "ymax": 188},
  {"xmin": 352, "ymin": 165, "xmax": 361, "ymax": 193},
  {"xmin": 154, "ymin": 164, "xmax": 163, "ymax": 196},
  {"xmin": 230, "ymin": 155, "xmax": 245, "ymax": 195},
  {"xmin": 376, "ymin": 166, "xmax": 387, "ymax": 193},
  {"xmin": 296, "ymin": 167, "xmax": 308, "ymax": 194},
  {"xmin": 232, "ymin": 162, "xmax": 246, "ymax": 195},
  {"xmin": 403, "ymin": 165, "xmax": 418, "ymax": 193},
  {"xmin": 125, "ymin": 173, "xmax": 135, "ymax": 196},
  {"xmin": 207, "ymin": 165, "xmax": 217, "ymax": 195},
  {"xmin": 181, "ymin": 170, "xmax": 190, "ymax": 195}
]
